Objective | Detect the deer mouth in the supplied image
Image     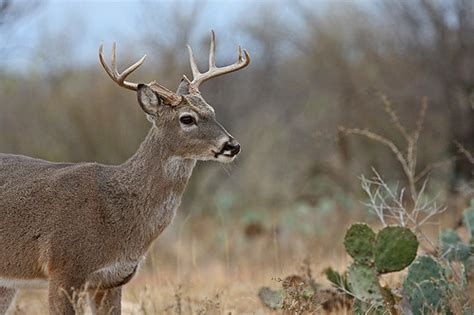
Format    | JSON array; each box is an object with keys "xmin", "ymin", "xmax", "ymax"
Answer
[
  {"xmin": 213, "ymin": 150, "xmax": 231, "ymax": 158},
  {"xmin": 212, "ymin": 149, "xmax": 237, "ymax": 162},
  {"xmin": 213, "ymin": 148, "xmax": 237, "ymax": 158}
]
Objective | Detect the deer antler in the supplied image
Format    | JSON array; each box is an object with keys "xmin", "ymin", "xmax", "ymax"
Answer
[
  {"xmin": 99, "ymin": 43, "xmax": 183, "ymax": 106},
  {"xmin": 99, "ymin": 43, "xmax": 147, "ymax": 91},
  {"xmin": 185, "ymin": 30, "xmax": 250, "ymax": 94}
]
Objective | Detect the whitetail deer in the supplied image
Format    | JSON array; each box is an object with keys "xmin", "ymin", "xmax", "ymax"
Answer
[{"xmin": 0, "ymin": 31, "xmax": 249, "ymax": 314}]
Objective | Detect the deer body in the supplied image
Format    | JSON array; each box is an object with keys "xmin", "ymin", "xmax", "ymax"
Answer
[
  {"xmin": 0, "ymin": 128, "xmax": 194, "ymax": 284},
  {"xmin": 0, "ymin": 32, "xmax": 249, "ymax": 314}
]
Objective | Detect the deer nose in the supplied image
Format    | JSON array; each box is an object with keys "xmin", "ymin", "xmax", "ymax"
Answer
[{"xmin": 223, "ymin": 140, "xmax": 241, "ymax": 156}]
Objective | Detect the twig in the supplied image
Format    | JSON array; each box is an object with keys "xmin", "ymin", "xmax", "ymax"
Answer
[
  {"xmin": 379, "ymin": 93, "xmax": 410, "ymax": 141},
  {"xmin": 454, "ymin": 140, "xmax": 474, "ymax": 164},
  {"xmin": 339, "ymin": 127, "xmax": 412, "ymax": 183}
]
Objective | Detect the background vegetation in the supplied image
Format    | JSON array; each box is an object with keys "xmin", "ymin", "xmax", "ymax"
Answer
[{"xmin": 1, "ymin": 0, "xmax": 473, "ymax": 313}]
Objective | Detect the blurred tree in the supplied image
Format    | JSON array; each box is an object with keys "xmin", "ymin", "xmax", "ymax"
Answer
[
  {"xmin": 1, "ymin": 0, "xmax": 472, "ymax": 216},
  {"xmin": 381, "ymin": 0, "xmax": 474, "ymax": 189}
]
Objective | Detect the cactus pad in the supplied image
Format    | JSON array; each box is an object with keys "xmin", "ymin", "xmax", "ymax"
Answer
[
  {"xmin": 324, "ymin": 267, "xmax": 350, "ymax": 293},
  {"xmin": 347, "ymin": 263, "xmax": 384, "ymax": 306},
  {"xmin": 373, "ymin": 226, "xmax": 418, "ymax": 273},
  {"xmin": 410, "ymin": 279, "xmax": 445, "ymax": 315},
  {"xmin": 440, "ymin": 229, "xmax": 471, "ymax": 262},
  {"xmin": 464, "ymin": 256, "xmax": 474, "ymax": 280},
  {"xmin": 403, "ymin": 255, "xmax": 445, "ymax": 297},
  {"xmin": 258, "ymin": 287, "xmax": 284, "ymax": 310},
  {"xmin": 344, "ymin": 223, "xmax": 376, "ymax": 264}
]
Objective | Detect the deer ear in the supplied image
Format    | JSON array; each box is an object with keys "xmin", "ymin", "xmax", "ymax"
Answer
[
  {"xmin": 137, "ymin": 84, "xmax": 162, "ymax": 115},
  {"xmin": 176, "ymin": 77, "xmax": 190, "ymax": 95}
]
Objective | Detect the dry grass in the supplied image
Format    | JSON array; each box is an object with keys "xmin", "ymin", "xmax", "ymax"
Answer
[
  {"xmin": 8, "ymin": 202, "xmax": 468, "ymax": 314},
  {"xmin": 8, "ymin": 212, "xmax": 355, "ymax": 315}
]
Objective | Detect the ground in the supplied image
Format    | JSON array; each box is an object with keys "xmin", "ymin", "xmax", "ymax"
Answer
[
  {"xmin": 8, "ymin": 212, "xmax": 354, "ymax": 314},
  {"xmin": 8, "ymin": 202, "xmax": 464, "ymax": 314}
]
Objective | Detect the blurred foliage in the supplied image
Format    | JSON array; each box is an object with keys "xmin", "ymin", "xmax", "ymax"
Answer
[{"xmin": 0, "ymin": 0, "xmax": 473, "ymax": 217}]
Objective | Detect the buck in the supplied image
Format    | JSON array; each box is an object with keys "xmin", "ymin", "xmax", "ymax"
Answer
[{"xmin": 0, "ymin": 31, "xmax": 249, "ymax": 314}]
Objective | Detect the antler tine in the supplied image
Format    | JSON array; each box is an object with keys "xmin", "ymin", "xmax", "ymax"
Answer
[
  {"xmin": 111, "ymin": 42, "xmax": 117, "ymax": 76},
  {"xmin": 120, "ymin": 54, "xmax": 147, "ymax": 82},
  {"xmin": 99, "ymin": 44, "xmax": 115, "ymax": 82},
  {"xmin": 187, "ymin": 31, "xmax": 250, "ymax": 94},
  {"xmin": 209, "ymin": 30, "xmax": 216, "ymax": 68},
  {"xmin": 187, "ymin": 44, "xmax": 201, "ymax": 80},
  {"xmin": 98, "ymin": 43, "xmax": 146, "ymax": 91}
]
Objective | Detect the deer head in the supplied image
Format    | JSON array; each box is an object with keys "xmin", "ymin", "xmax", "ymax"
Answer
[{"xmin": 99, "ymin": 31, "xmax": 250, "ymax": 162}]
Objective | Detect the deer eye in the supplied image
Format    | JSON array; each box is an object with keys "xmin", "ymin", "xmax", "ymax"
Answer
[{"xmin": 179, "ymin": 115, "xmax": 195, "ymax": 125}]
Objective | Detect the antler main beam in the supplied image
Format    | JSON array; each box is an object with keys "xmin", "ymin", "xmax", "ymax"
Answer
[
  {"xmin": 185, "ymin": 30, "xmax": 250, "ymax": 94},
  {"xmin": 99, "ymin": 43, "xmax": 147, "ymax": 91}
]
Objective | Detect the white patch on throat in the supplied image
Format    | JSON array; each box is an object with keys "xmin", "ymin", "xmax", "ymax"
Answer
[
  {"xmin": 165, "ymin": 158, "xmax": 193, "ymax": 178},
  {"xmin": 153, "ymin": 193, "xmax": 180, "ymax": 233},
  {"xmin": 151, "ymin": 159, "xmax": 195, "ymax": 235}
]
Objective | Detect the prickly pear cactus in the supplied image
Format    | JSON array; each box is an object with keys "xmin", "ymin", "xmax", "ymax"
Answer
[
  {"xmin": 344, "ymin": 223, "xmax": 376, "ymax": 265},
  {"xmin": 258, "ymin": 287, "xmax": 284, "ymax": 310},
  {"xmin": 440, "ymin": 229, "xmax": 470, "ymax": 262},
  {"xmin": 374, "ymin": 226, "xmax": 418, "ymax": 273},
  {"xmin": 403, "ymin": 255, "xmax": 451, "ymax": 314},
  {"xmin": 403, "ymin": 255, "xmax": 445, "ymax": 296},
  {"xmin": 344, "ymin": 223, "xmax": 418, "ymax": 273},
  {"xmin": 343, "ymin": 223, "xmax": 419, "ymax": 314},
  {"xmin": 324, "ymin": 267, "xmax": 350, "ymax": 294},
  {"xmin": 463, "ymin": 202, "xmax": 474, "ymax": 313},
  {"xmin": 410, "ymin": 279, "xmax": 445, "ymax": 315},
  {"xmin": 347, "ymin": 263, "xmax": 384, "ymax": 307},
  {"xmin": 439, "ymin": 201, "xmax": 474, "ymax": 296}
]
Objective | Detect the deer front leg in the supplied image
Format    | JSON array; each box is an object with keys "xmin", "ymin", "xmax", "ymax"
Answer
[
  {"xmin": 0, "ymin": 287, "xmax": 17, "ymax": 315},
  {"xmin": 90, "ymin": 287, "xmax": 122, "ymax": 315},
  {"xmin": 48, "ymin": 273, "xmax": 86, "ymax": 315}
]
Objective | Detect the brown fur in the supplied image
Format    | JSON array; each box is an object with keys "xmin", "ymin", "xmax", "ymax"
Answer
[{"xmin": 0, "ymin": 80, "xmax": 239, "ymax": 314}]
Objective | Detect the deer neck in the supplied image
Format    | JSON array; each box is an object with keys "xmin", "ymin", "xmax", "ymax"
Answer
[
  {"xmin": 120, "ymin": 126, "xmax": 196, "ymax": 199},
  {"xmin": 113, "ymin": 127, "xmax": 196, "ymax": 240}
]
